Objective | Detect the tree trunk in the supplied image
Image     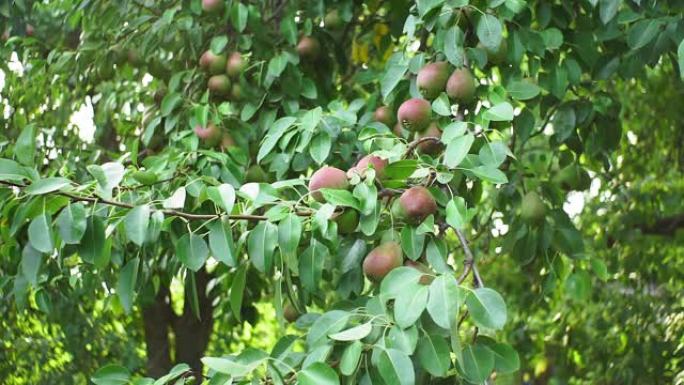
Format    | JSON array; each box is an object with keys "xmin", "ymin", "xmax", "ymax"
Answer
[
  {"xmin": 142, "ymin": 285, "xmax": 173, "ymax": 377},
  {"xmin": 173, "ymin": 268, "xmax": 215, "ymax": 375}
]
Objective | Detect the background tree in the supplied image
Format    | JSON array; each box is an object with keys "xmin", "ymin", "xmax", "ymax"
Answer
[{"xmin": 0, "ymin": 0, "xmax": 683, "ymax": 384}]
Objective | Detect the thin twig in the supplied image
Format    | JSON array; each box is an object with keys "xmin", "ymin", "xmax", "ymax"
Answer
[
  {"xmin": 454, "ymin": 227, "xmax": 483, "ymax": 287},
  {"xmin": 404, "ymin": 136, "xmax": 441, "ymax": 157}
]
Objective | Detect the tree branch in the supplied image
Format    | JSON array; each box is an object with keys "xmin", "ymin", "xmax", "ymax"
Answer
[
  {"xmin": 0, "ymin": 180, "xmax": 312, "ymax": 222},
  {"xmin": 404, "ymin": 136, "xmax": 441, "ymax": 157},
  {"xmin": 636, "ymin": 213, "xmax": 684, "ymax": 236},
  {"xmin": 454, "ymin": 227, "xmax": 483, "ymax": 287}
]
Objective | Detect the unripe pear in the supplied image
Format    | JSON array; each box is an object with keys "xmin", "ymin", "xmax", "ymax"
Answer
[
  {"xmin": 416, "ymin": 122, "xmax": 444, "ymax": 155},
  {"xmin": 554, "ymin": 165, "xmax": 590, "ymax": 191},
  {"xmin": 194, "ymin": 123, "xmax": 221, "ymax": 146},
  {"xmin": 446, "ymin": 68, "xmax": 477, "ymax": 103},
  {"xmin": 226, "ymin": 52, "xmax": 246, "ymax": 77},
  {"xmin": 245, "ymin": 164, "xmax": 269, "ymax": 183},
  {"xmin": 230, "ymin": 83, "xmax": 243, "ymax": 100},
  {"xmin": 308, "ymin": 166, "xmax": 349, "ymax": 202},
  {"xmin": 397, "ymin": 186, "xmax": 437, "ymax": 224},
  {"xmin": 335, "ymin": 209, "xmax": 359, "ymax": 234},
  {"xmin": 324, "ymin": 9, "xmax": 343, "ymax": 30},
  {"xmin": 417, "ymin": 61, "xmax": 450, "ymax": 100},
  {"xmin": 373, "ymin": 106, "xmax": 396, "ymax": 128},
  {"xmin": 208, "ymin": 74, "xmax": 231, "ymax": 95},
  {"xmin": 199, "ymin": 50, "xmax": 227, "ymax": 74},
  {"xmin": 127, "ymin": 48, "xmax": 142, "ymax": 67},
  {"xmin": 297, "ymin": 36, "xmax": 321, "ymax": 60},
  {"xmin": 397, "ymin": 98, "xmax": 432, "ymax": 132},
  {"xmin": 363, "ymin": 242, "xmax": 403, "ymax": 281},
  {"xmin": 349, "ymin": 155, "xmax": 388, "ymax": 179},
  {"xmin": 202, "ymin": 0, "xmax": 224, "ymax": 13},
  {"xmin": 132, "ymin": 170, "xmax": 158, "ymax": 185},
  {"xmin": 520, "ymin": 191, "xmax": 546, "ymax": 223}
]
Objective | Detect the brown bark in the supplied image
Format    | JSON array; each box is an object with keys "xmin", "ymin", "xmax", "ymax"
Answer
[
  {"xmin": 172, "ymin": 268, "xmax": 215, "ymax": 375},
  {"xmin": 142, "ymin": 285, "xmax": 173, "ymax": 377}
]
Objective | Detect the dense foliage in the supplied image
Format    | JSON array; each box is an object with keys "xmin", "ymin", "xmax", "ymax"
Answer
[{"xmin": 1, "ymin": 0, "xmax": 683, "ymax": 384}]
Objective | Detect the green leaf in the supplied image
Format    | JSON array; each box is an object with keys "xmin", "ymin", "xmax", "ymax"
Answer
[
  {"xmin": 489, "ymin": 342, "xmax": 520, "ymax": 374},
  {"xmin": 320, "ymin": 189, "xmax": 361, "ymax": 210},
  {"xmin": 25, "ymin": 177, "xmax": 71, "ymax": 195},
  {"xmin": 441, "ymin": 121, "xmax": 468, "ymax": 143},
  {"xmin": 202, "ymin": 356, "xmax": 262, "ymax": 378},
  {"xmin": 465, "ymin": 287, "xmax": 507, "ymax": 330},
  {"xmin": 507, "ymin": 80, "xmax": 541, "ymax": 100},
  {"xmin": 0, "ymin": 158, "xmax": 28, "ymax": 181},
  {"xmin": 565, "ymin": 270, "xmax": 592, "ymax": 301},
  {"xmin": 231, "ymin": 2, "xmax": 248, "ymax": 32},
  {"xmin": 307, "ymin": 310, "xmax": 350, "ymax": 347},
  {"xmin": 300, "ymin": 107, "xmax": 323, "ymax": 132},
  {"xmin": 247, "ymin": 222, "xmax": 278, "ymax": 273},
  {"xmin": 207, "ymin": 184, "xmax": 236, "ymax": 214},
  {"xmin": 329, "ymin": 322, "xmax": 373, "ymax": 341},
  {"xmin": 444, "ymin": 25, "xmax": 465, "ymax": 67},
  {"xmin": 479, "ymin": 141, "xmax": 510, "ymax": 167},
  {"xmin": 470, "ymin": 165, "xmax": 509, "ymax": 184},
  {"xmin": 387, "ymin": 325, "xmax": 418, "ymax": 354},
  {"xmin": 417, "ymin": 334, "xmax": 451, "ymax": 377},
  {"xmin": 117, "ymin": 257, "xmax": 139, "ymax": 313},
  {"xmin": 278, "ymin": 214, "xmax": 302, "ymax": 260},
  {"xmin": 56, "ymin": 203, "xmax": 87, "ymax": 244},
  {"xmin": 383, "ymin": 160, "xmax": 418, "ymax": 180},
  {"xmin": 400, "ymin": 226, "xmax": 425, "ymax": 261},
  {"xmin": 444, "ymin": 133, "xmax": 474, "ymax": 168},
  {"xmin": 208, "ymin": 220, "xmax": 236, "ymax": 267},
  {"xmin": 599, "ymin": 0, "xmax": 620, "ymax": 24},
  {"xmin": 427, "ymin": 274, "xmax": 463, "ymax": 329},
  {"xmin": 483, "ymin": 102, "xmax": 514, "ymax": 121},
  {"xmin": 177, "ymin": 234, "xmax": 210, "ymax": 272},
  {"xmin": 627, "ymin": 19, "xmax": 660, "ymax": 49},
  {"xmin": 460, "ymin": 344, "xmax": 495, "ymax": 384},
  {"xmin": 124, "ymin": 205, "xmax": 150, "ymax": 246},
  {"xmin": 445, "ymin": 197, "xmax": 468, "ymax": 229},
  {"xmin": 394, "ymin": 284, "xmax": 429, "ymax": 328},
  {"xmin": 88, "ymin": 162, "xmax": 125, "ymax": 199},
  {"xmin": 79, "ymin": 216, "xmax": 105, "ymax": 265},
  {"xmin": 340, "ymin": 341, "xmax": 363, "ymax": 376},
  {"xmin": 21, "ymin": 244, "xmax": 42, "ymax": 287},
  {"xmin": 476, "ymin": 14, "xmax": 503, "ymax": 50},
  {"xmin": 15, "ymin": 124, "xmax": 36, "ymax": 166},
  {"xmin": 310, "ymin": 132, "xmax": 332, "ymax": 164},
  {"xmin": 299, "ymin": 239, "xmax": 328, "ymax": 292},
  {"xmin": 230, "ymin": 264, "xmax": 248, "ymax": 321},
  {"xmin": 377, "ymin": 348, "xmax": 415, "ymax": 385},
  {"xmin": 381, "ymin": 55, "xmax": 409, "ymax": 100},
  {"xmin": 678, "ymin": 40, "xmax": 684, "ymax": 80},
  {"xmin": 91, "ymin": 364, "xmax": 131, "ymax": 385},
  {"xmin": 380, "ymin": 266, "xmax": 423, "ymax": 299},
  {"xmin": 28, "ymin": 214, "xmax": 54, "ymax": 253},
  {"xmin": 210, "ymin": 36, "xmax": 228, "ymax": 53},
  {"xmin": 161, "ymin": 92, "xmax": 182, "ymax": 116},
  {"xmin": 432, "ymin": 93, "xmax": 452, "ymax": 116},
  {"xmin": 297, "ymin": 362, "xmax": 340, "ymax": 385},
  {"xmin": 257, "ymin": 117, "xmax": 296, "ymax": 162}
]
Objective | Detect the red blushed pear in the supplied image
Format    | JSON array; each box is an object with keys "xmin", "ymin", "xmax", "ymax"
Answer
[
  {"xmin": 297, "ymin": 36, "xmax": 321, "ymax": 60},
  {"xmin": 446, "ymin": 68, "xmax": 477, "ymax": 103},
  {"xmin": 308, "ymin": 166, "xmax": 349, "ymax": 202},
  {"xmin": 199, "ymin": 50, "xmax": 227, "ymax": 75},
  {"xmin": 283, "ymin": 302, "xmax": 299, "ymax": 323},
  {"xmin": 373, "ymin": 106, "xmax": 396, "ymax": 128},
  {"xmin": 194, "ymin": 123, "xmax": 222, "ymax": 146},
  {"xmin": 348, "ymin": 155, "xmax": 388, "ymax": 179},
  {"xmin": 397, "ymin": 98, "xmax": 432, "ymax": 132},
  {"xmin": 226, "ymin": 52, "xmax": 246, "ymax": 78},
  {"xmin": 416, "ymin": 122, "xmax": 444, "ymax": 155},
  {"xmin": 363, "ymin": 242, "xmax": 403, "ymax": 281},
  {"xmin": 397, "ymin": 186, "xmax": 438, "ymax": 224},
  {"xmin": 220, "ymin": 133, "xmax": 236, "ymax": 150},
  {"xmin": 202, "ymin": 0, "xmax": 224, "ymax": 13},
  {"xmin": 208, "ymin": 75, "xmax": 231, "ymax": 95},
  {"xmin": 417, "ymin": 61, "xmax": 450, "ymax": 100},
  {"xmin": 25, "ymin": 24, "xmax": 34, "ymax": 37}
]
